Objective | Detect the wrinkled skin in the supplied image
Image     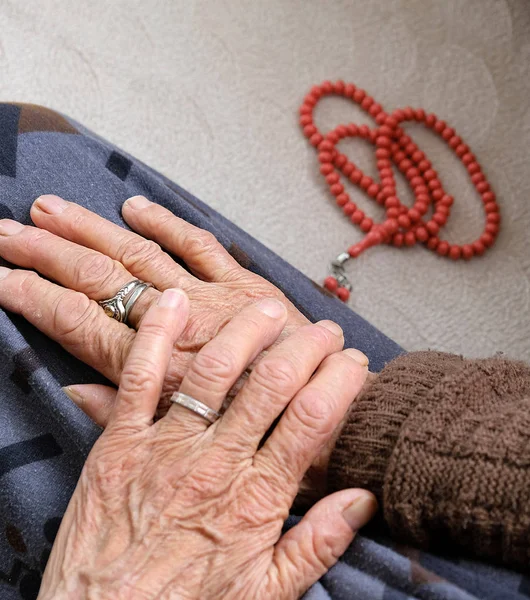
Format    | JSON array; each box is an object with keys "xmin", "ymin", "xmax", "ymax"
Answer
[
  {"xmin": 37, "ymin": 288, "xmax": 375, "ymax": 600},
  {"xmin": 0, "ymin": 194, "xmax": 308, "ymax": 404},
  {"xmin": 0, "ymin": 195, "xmax": 369, "ymax": 507}
]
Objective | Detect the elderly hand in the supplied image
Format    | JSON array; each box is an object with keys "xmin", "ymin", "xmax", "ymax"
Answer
[
  {"xmin": 0, "ymin": 195, "xmax": 367, "ymax": 508},
  {"xmin": 38, "ymin": 288, "xmax": 375, "ymax": 600},
  {"xmin": 0, "ymin": 194, "xmax": 308, "ymax": 415}
]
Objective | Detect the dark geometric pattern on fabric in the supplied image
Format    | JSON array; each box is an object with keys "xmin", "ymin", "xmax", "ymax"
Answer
[
  {"xmin": 39, "ymin": 518, "xmax": 62, "ymax": 574},
  {"xmin": 5, "ymin": 526, "xmax": 27, "ymax": 555},
  {"xmin": 0, "ymin": 204, "xmax": 15, "ymax": 220},
  {"xmin": 393, "ymin": 546, "xmax": 445, "ymax": 585},
  {"xmin": 228, "ymin": 242, "xmax": 253, "ymax": 269},
  {"xmin": 0, "ymin": 104, "xmax": 20, "ymax": 178},
  {"xmin": 18, "ymin": 570, "xmax": 40, "ymax": 600},
  {"xmin": 106, "ymin": 151, "xmax": 132, "ymax": 181},
  {"xmin": 410, "ymin": 560, "xmax": 444, "ymax": 585},
  {"xmin": 16, "ymin": 104, "xmax": 79, "ymax": 135},
  {"xmin": 2, "ymin": 517, "xmax": 62, "ymax": 600},
  {"xmin": 42, "ymin": 518, "xmax": 61, "ymax": 546},
  {"xmin": 10, "ymin": 348, "xmax": 42, "ymax": 394},
  {"xmin": 0, "ymin": 558, "xmax": 26, "ymax": 591},
  {"xmin": 0, "ymin": 435, "xmax": 62, "ymax": 478},
  {"xmin": 519, "ymin": 578, "xmax": 530, "ymax": 597}
]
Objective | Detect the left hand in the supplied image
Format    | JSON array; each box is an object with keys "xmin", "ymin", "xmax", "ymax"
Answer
[{"xmin": 0, "ymin": 194, "xmax": 309, "ymax": 416}]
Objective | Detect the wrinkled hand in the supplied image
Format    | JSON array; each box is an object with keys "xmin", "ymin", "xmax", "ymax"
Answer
[
  {"xmin": 38, "ymin": 289, "xmax": 375, "ymax": 600},
  {"xmin": 0, "ymin": 195, "xmax": 367, "ymax": 508},
  {"xmin": 0, "ymin": 194, "xmax": 308, "ymax": 412}
]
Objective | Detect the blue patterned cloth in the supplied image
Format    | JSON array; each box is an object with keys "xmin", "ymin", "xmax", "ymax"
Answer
[{"xmin": 0, "ymin": 103, "xmax": 527, "ymax": 599}]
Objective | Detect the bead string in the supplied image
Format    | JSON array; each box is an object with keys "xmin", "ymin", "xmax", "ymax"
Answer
[{"xmin": 299, "ymin": 80, "xmax": 501, "ymax": 302}]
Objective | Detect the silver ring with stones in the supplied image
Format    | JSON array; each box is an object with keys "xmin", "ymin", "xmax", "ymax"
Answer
[{"xmin": 99, "ymin": 280, "xmax": 154, "ymax": 325}]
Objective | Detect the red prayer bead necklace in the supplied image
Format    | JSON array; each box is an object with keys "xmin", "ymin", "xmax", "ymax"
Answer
[{"xmin": 299, "ymin": 80, "xmax": 501, "ymax": 302}]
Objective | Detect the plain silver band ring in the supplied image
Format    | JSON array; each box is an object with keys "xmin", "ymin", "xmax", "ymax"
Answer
[
  {"xmin": 99, "ymin": 280, "xmax": 154, "ymax": 325},
  {"xmin": 170, "ymin": 392, "xmax": 221, "ymax": 425},
  {"xmin": 123, "ymin": 283, "xmax": 152, "ymax": 323}
]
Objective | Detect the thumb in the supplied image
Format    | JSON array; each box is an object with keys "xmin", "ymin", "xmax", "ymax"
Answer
[
  {"xmin": 271, "ymin": 489, "xmax": 377, "ymax": 599},
  {"xmin": 63, "ymin": 384, "xmax": 117, "ymax": 427}
]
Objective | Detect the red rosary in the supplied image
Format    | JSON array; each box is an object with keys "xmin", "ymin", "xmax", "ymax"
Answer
[{"xmin": 299, "ymin": 80, "xmax": 501, "ymax": 302}]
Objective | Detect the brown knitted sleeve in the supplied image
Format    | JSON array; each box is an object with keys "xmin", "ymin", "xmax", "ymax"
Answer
[{"xmin": 328, "ymin": 351, "xmax": 530, "ymax": 570}]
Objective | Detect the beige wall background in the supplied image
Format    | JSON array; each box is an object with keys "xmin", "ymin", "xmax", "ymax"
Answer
[{"xmin": 2, "ymin": 0, "xmax": 529, "ymax": 360}]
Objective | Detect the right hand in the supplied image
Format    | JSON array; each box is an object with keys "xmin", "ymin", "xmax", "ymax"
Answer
[{"xmin": 38, "ymin": 290, "xmax": 376, "ymax": 600}]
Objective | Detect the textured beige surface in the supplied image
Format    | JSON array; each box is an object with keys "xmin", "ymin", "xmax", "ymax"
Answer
[{"xmin": 2, "ymin": 0, "xmax": 529, "ymax": 359}]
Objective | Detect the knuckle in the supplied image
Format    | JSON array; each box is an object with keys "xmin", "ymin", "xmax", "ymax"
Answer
[
  {"xmin": 183, "ymin": 466, "xmax": 224, "ymax": 500},
  {"xmin": 73, "ymin": 252, "xmax": 121, "ymax": 294},
  {"xmin": 325, "ymin": 351, "xmax": 358, "ymax": 374},
  {"xmin": 156, "ymin": 213, "xmax": 176, "ymax": 229},
  {"xmin": 85, "ymin": 449, "xmax": 126, "ymax": 492},
  {"xmin": 22, "ymin": 229, "xmax": 48, "ymax": 253},
  {"xmin": 70, "ymin": 209, "xmax": 89, "ymax": 231},
  {"xmin": 52, "ymin": 291, "xmax": 99, "ymax": 339},
  {"xmin": 321, "ymin": 352, "xmax": 365, "ymax": 390},
  {"xmin": 311, "ymin": 523, "xmax": 341, "ymax": 569},
  {"xmin": 140, "ymin": 321, "xmax": 170, "ymax": 340},
  {"xmin": 230, "ymin": 313, "xmax": 268, "ymax": 341},
  {"xmin": 290, "ymin": 389, "xmax": 334, "ymax": 436},
  {"xmin": 305, "ymin": 323, "xmax": 338, "ymax": 347},
  {"xmin": 120, "ymin": 239, "xmax": 163, "ymax": 271},
  {"xmin": 243, "ymin": 314, "xmax": 271, "ymax": 333},
  {"xmin": 120, "ymin": 358, "xmax": 160, "ymax": 397},
  {"xmin": 251, "ymin": 356, "xmax": 300, "ymax": 398},
  {"xmin": 182, "ymin": 230, "xmax": 219, "ymax": 257},
  {"xmin": 188, "ymin": 345, "xmax": 239, "ymax": 388},
  {"xmin": 17, "ymin": 270, "xmax": 42, "ymax": 296}
]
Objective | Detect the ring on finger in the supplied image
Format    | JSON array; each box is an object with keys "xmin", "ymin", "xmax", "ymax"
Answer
[
  {"xmin": 170, "ymin": 392, "xmax": 221, "ymax": 425},
  {"xmin": 99, "ymin": 279, "xmax": 154, "ymax": 325}
]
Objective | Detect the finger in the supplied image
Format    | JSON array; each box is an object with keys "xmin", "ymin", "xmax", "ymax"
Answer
[
  {"xmin": 30, "ymin": 195, "xmax": 189, "ymax": 291},
  {"xmin": 215, "ymin": 321, "xmax": 345, "ymax": 448},
  {"xmin": 112, "ymin": 288, "xmax": 189, "ymax": 429},
  {"xmin": 63, "ymin": 384, "xmax": 117, "ymax": 427},
  {"xmin": 0, "ymin": 266, "xmax": 132, "ymax": 384},
  {"xmin": 162, "ymin": 298, "xmax": 288, "ymax": 434},
  {"xmin": 122, "ymin": 196, "xmax": 242, "ymax": 282},
  {"xmin": 258, "ymin": 348, "xmax": 368, "ymax": 487},
  {"xmin": 0, "ymin": 216, "xmax": 161, "ymax": 329},
  {"xmin": 271, "ymin": 490, "xmax": 377, "ymax": 600}
]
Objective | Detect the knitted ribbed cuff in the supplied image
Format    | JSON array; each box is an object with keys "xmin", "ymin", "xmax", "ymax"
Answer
[
  {"xmin": 328, "ymin": 351, "xmax": 465, "ymax": 501},
  {"xmin": 382, "ymin": 357, "xmax": 530, "ymax": 568}
]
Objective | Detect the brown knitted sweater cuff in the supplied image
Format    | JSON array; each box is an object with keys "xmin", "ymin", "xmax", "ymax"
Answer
[
  {"xmin": 328, "ymin": 351, "xmax": 465, "ymax": 502},
  {"xmin": 328, "ymin": 350, "xmax": 530, "ymax": 569}
]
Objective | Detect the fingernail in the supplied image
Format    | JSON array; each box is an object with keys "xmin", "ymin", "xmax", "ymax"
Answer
[
  {"xmin": 158, "ymin": 288, "xmax": 186, "ymax": 308},
  {"xmin": 344, "ymin": 348, "xmax": 369, "ymax": 367},
  {"xmin": 125, "ymin": 196, "xmax": 150, "ymax": 210},
  {"xmin": 318, "ymin": 320, "xmax": 343, "ymax": 337},
  {"xmin": 63, "ymin": 386, "xmax": 84, "ymax": 407},
  {"xmin": 0, "ymin": 220, "xmax": 24, "ymax": 236},
  {"xmin": 256, "ymin": 298, "xmax": 286, "ymax": 318},
  {"xmin": 342, "ymin": 494, "xmax": 378, "ymax": 530},
  {"xmin": 0, "ymin": 266, "xmax": 11, "ymax": 280},
  {"xmin": 34, "ymin": 195, "xmax": 67, "ymax": 215}
]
